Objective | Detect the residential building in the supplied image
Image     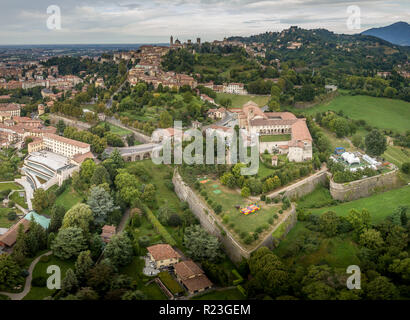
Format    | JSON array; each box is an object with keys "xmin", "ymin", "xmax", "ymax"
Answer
[
  {"xmin": 147, "ymin": 244, "xmax": 181, "ymax": 268},
  {"xmin": 174, "ymin": 260, "xmax": 213, "ymax": 295}
]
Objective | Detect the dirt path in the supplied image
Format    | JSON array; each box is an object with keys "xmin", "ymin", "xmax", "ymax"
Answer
[{"xmin": 0, "ymin": 251, "xmax": 52, "ymax": 300}]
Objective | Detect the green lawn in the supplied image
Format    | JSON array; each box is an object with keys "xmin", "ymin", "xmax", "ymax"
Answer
[
  {"xmin": 198, "ymin": 178, "xmax": 280, "ymax": 245},
  {"xmin": 309, "ymin": 185, "xmax": 410, "ymax": 223},
  {"xmin": 54, "ymin": 186, "xmax": 85, "ymax": 212},
  {"xmin": 10, "ymin": 191, "xmax": 28, "ymax": 209},
  {"xmin": 297, "ymin": 185, "xmax": 336, "ymax": 209},
  {"xmin": 0, "ymin": 207, "xmax": 17, "ymax": 228},
  {"xmin": 215, "ymin": 93, "xmax": 270, "ymax": 108},
  {"xmin": 0, "ymin": 182, "xmax": 20, "ymax": 192},
  {"xmin": 260, "ymin": 134, "xmax": 291, "ymax": 142},
  {"xmin": 24, "ymin": 255, "xmax": 75, "ymax": 300},
  {"xmin": 191, "ymin": 288, "xmax": 244, "ymax": 300},
  {"xmin": 302, "ymin": 95, "xmax": 410, "ymax": 134},
  {"xmin": 100, "ymin": 122, "xmax": 132, "ymax": 137},
  {"xmin": 121, "ymin": 256, "xmax": 167, "ymax": 300}
]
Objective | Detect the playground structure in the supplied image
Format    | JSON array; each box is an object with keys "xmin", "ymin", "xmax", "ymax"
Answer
[{"xmin": 240, "ymin": 204, "xmax": 261, "ymax": 215}]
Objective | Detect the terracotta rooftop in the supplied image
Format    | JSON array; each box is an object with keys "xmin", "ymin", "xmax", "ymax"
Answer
[
  {"xmin": 44, "ymin": 133, "xmax": 90, "ymax": 149},
  {"xmin": 72, "ymin": 151, "xmax": 94, "ymax": 164},
  {"xmin": 265, "ymin": 112, "xmax": 297, "ymax": 120},
  {"xmin": 180, "ymin": 274, "xmax": 213, "ymax": 293},
  {"xmin": 0, "ymin": 219, "xmax": 30, "ymax": 247},
  {"xmin": 147, "ymin": 244, "xmax": 180, "ymax": 261},
  {"xmin": 174, "ymin": 260, "xmax": 204, "ymax": 280},
  {"xmin": 291, "ymin": 119, "xmax": 312, "ymax": 142},
  {"xmin": 250, "ymin": 119, "xmax": 297, "ymax": 126}
]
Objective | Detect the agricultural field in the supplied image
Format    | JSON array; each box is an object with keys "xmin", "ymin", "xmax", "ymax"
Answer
[
  {"xmin": 308, "ymin": 185, "xmax": 410, "ymax": 224},
  {"xmin": 382, "ymin": 145, "xmax": 409, "ymax": 168},
  {"xmin": 301, "ymin": 95, "xmax": 410, "ymax": 134},
  {"xmin": 215, "ymin": 93, "xmax": 270, "ymax": 108}
]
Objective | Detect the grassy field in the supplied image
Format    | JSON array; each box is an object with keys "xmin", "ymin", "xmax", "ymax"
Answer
[
  {"xmin": 100, "ymin": 122, "xmax": 132, "ymax": 136},
  {"xmin": 24, "ymin": 255, "xmax": 75, "ymax": 300},
  {"xmin": 301, "ymin": 95, "xmax": 410, "ymax": 133},
  {"xmin": 260, "ymin": 134, "xmax": 291, "ymax": 142},
  {"xmin": 0, "ymin": 182, "xmax": 20, "ymax": 192},
  {"xmin": 309, "ymin": 185, "xmax": 410, "ymax": 223},
  {"xmin": 215, "ymin": 93, "xmax": 270, "ymax": 108},
  {"xmin": 55, "ymin": 186, "xmax": 85, "ymax": 212},
  {"xmin": 383, "ymin": 145, "xmax": 410, "ymax": 167},
  {"xmin": 10, "ymin": 191, "xmax": 27, "ymax": 209},
  {"xmin": 0, "ymin": 207, "xmax": 17, "ymax": 228},
  {"xmin": 198, "ymin": 178, "xmax": 280, "ymax": 245},
  {"xmin": 191, "ymin": 288, "xmax": 244, "ymax": 300}
]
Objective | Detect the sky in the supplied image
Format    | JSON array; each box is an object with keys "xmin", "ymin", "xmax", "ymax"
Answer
[{"xmin": 0, "ymin": 0, "xmax": 409, "ymax": 44}]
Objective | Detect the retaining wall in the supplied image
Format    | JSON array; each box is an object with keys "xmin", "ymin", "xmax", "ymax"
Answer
[
  {"xmin": 330, "ymin": 169, "xmax": 402, "ymax": 202},
  {"xmin": 172, "ymin": 170, "xmax": 297, "ymax": 262},
  {"xmin": 49, "ymin": 114, "xmax": 91, "ymax": 131},
  {"xmin": 267, "ymin": 170, "xmax": 329, "ymax": 201}
]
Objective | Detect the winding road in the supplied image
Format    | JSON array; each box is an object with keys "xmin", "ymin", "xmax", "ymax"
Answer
[{"xmin": 0, "ymin": 251, "xmax": 52, "ymax": 300}]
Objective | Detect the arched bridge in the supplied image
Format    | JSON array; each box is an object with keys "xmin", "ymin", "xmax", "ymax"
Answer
[{"xmin": 105, "ymin": 143, "xmax": 161, "ymax": 162}]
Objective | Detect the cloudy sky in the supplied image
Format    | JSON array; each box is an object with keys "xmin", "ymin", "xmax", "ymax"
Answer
[{"xmin": 0, "ymin": 0, "xmax": 408, "ymax": 44}]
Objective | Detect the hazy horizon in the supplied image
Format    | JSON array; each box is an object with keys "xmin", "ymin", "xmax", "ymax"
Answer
[{"xmin": 0, "ymin": 0, "xmax": 409, "ymax": 45}]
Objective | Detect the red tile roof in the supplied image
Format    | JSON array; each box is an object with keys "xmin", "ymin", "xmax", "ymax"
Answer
[
  {"xmin": 174, "ymin": 260, "xmax": 204, "ymax": 280},
  {"xmin": 147, "ymin": 244, "xmax": 180, "ymax": 261}
]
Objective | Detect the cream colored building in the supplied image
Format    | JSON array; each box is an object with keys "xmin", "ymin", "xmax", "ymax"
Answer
[{"xmin": 147, "ymin": 244, "xmax": 181, "ymax": 269}]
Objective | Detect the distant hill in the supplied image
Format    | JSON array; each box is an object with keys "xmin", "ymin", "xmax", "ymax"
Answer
[{"xmin": 361, "ymin": 22, "xmax": 410, "ymax": 46}]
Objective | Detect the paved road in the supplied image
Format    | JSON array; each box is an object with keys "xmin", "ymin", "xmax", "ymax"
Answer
[{"xmin": 0, "ymin": 251, "xmax": 52, "ymax": 300}]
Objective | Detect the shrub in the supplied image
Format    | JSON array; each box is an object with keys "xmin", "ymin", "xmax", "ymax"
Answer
[
  {"xmin": 143, "ymin": 206, "xmax": 176, "ymax": 246},
  {"xmin": 402, "ymin": 162, "xmax": 410, "ymax": 174},
  {"xmin": 266, "ymin": 197, "xmax": 272, "ymax": 204},
  {"xmin": 168, "ymin": 213, "xmax": 182, "ymax": 227},
  {"xmin": 279, "ymin": 210, "xmax": 283, "ymax": 214},
  {"xmin": 214, "ymin": 204, "xmax": 222, "ymax": 214},
  {"xmin": 268, "ymin": 217, "xmax": 274, "ymax": 224},
  {"xmin": 260, "ymin": 195, "xmax": 266, "ymax": 201},
  {"xmin": 273, "ymin": 214, "xmax": 279, "ymax": 220},
  {"xmin": 138, "ymin": 235, "xmax": 150, "ymax": 247},
  {"xmin": 7, "ymin": 211, "xmax": 17, "ymax": 221},
  {"xmin": 244, "ymin": 235, "xmax": 253, "ymax": 245},
  {"xmin": 165, "ymin": 180, "xmax": 174, "ymax": 191}
]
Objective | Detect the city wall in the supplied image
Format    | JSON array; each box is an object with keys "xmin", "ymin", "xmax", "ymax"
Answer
[
  {"xmin": 172, "ymin": 170, "xmax": 297, "ymax": 262},
  {"xmin": 329, "ymin": 169, "xmax": 402, "ymax": 201},
  {"xmin": 49, "ymin": 114, "xmax": 92, "ymax": 131}
]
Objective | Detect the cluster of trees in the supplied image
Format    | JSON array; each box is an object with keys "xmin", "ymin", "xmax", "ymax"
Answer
[
  {"xmin": 113, "ymin": 82, "xmax": 209, "ymax": 133},
  {"xmin": 244, "ymin": 205, "xmax": 409, "ymax": 300},
  {"xmin": 328, "ymin": 159, "xmax": 378, "ymax": 183},
  {"xmin": 316, "ymin": 111, "xmax": 357, "ymax": 138},
  {"xmin": 63, "ymin": 126, "xmax": 107, "ymax": 154},
  {"xmin": 0, "ymin": 148, "xmax": 21, "ymax": 181},
  {"xmin": 341, "ymin": 74, "xmax": 409, "ymax": 102}
]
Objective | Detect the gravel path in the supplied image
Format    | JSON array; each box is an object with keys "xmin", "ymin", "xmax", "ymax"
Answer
[{"xmin": 0, "ymin": 251, "xmax": 52, "ymax": 300}]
